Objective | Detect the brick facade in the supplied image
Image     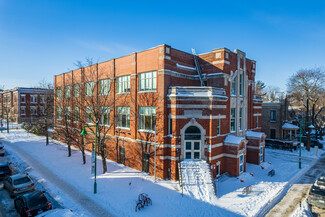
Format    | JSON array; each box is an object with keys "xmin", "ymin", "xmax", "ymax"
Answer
[{"xmin": 54, "ymin": 44, "xmax": 264, "ymax": 180}]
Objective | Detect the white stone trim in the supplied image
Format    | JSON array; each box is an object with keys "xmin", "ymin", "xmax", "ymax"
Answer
[
  {"xmin": 247, "ymin": 145, "xmax": 260, "ymax": 150},
  {"xmin": 168, "ymin": 104, "xmax": 227, "ymax": 109},
  {"xmin": 253, "ymin": 106, "xmax": 262, "ymax": 109},
  {"xmin": 253, "ymin": 113, "xmax": 262, "ymax": 117},
  {"xmin": 171, "ymin": 115, "xmax": 227, "ymax": 119},
  {"xmin": 212, "ymin": 60, "xmax": 230, "ymax": 65},
  {"xmin": 159, "ymin": 156, "xmax": 178, "ymax": 160}
]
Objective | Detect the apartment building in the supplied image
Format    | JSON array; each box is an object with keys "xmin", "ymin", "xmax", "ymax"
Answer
[
  {"xmin": 54, "ymin": 44, "xmax": 264, "ymax": 180},
  {"xmin": 0, "ymin": 87, "xmax": 53, "ymax": 123}
]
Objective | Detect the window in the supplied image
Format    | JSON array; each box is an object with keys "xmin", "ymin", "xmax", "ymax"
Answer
[
  {"xmin": 20, "ymin": 107, "xmax": 26, "ymax": 115},
  {"xmin": 256, "ymin": 116, "xmax": 259, "ymax": 128},
  {"xmin": 270, "ymin": 129, "xmax": 276, "ymax": 139},
  {"xmin": 139, "ymin": 107, "xmax": 156, "ymax": 131},
  {"xmin": 239, "ymin": 73, "xmax": 244, "ymax": 96},
  {"xmin": 74, "ymin": 107, "xmax": 80, "ymax": 122},
  {"xmin": 40, "ymin": 106, "xmax": 45, "ymax": 115},
  {"xmin": 139, "ymin": 71, "xmax": 157, "ymax": 91},
  {"xmin": 85, "ymin": 106, "xmax": 93, "ymax": 124},
  {"xmin": 65, "ymin": 86, "xmax": 71, "ymax": 98},
  {"xmin": 31, "ymin": 95, "xmax": 37, "ymax": 103},
  {"xmin": 239, "ymin": 108, "xmax": 243, "ymax": 131},
  {"xmin": 239, "ymin": 154, "xmax": 244, "ymax": 173},
  {"xmin": 41, "ymin": 95, "xmax": 45, "ymax": 103},
  {"xmin": 270, "ymin": 110, "xmax": 276, "ymax": 121},
  {"xmin": 85, "ymin": 82, "xmax": 94, "ymax": 96},
  {"xmin": 30, "ymin": 106, "xmax": 37, "ymax": 115},
  {"xmin": 231, "ymin": 108, "xmax": 236, "ymax": 132},
  {"xmin": 21, "ymin": 95, "xmax": 26, "ymax": 103},
  {"xmin": 217, "ymin": 119, "xmax": 221, "ymax": 135},
  {"xmin": 56, "ymin": 87, "xmax": 62, "ymax": 98},
  {"xmin": 65, "ymin": 106, "xmax": 71, "ymax": 121},
  {"xmin": 117, "ymin": 76, "xmax": 130, "ymax": 93},
  {"xmin": 260, "ymin": 147, "xmax": 263, "ymax": 163},
  {"xmin": 231, "ymin": 76, "xmax": 237, "ymax": 95},
  {"xmin": 116, "ymin": 106, "xmax": 130, "ymax": 128},
  {"xmin": 99, "ymin": 79, "xmax": 110, "ymax": 95},
  {"xmin": 56, "ymin": 106, "xmax": 62, "ymax": 120},
  {"xmin": 168, "ymin": 117, "xmax": 173, "ymax": 135},
  {"xmin": 100, "ymin": 106, "xmax": 110, "ymax": 125},
  {"xmin": 74, "ymin": 84, "xmax": 79, "ymax": 97}
]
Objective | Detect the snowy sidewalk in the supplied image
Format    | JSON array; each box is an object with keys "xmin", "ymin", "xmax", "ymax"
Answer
[
  {"xmin": 4, "ymin": 141, "xmax": 113, "ymax": 217},
  {"xmin": 266, "ymin": 154, "xmax": 325, "ymax": 217}
]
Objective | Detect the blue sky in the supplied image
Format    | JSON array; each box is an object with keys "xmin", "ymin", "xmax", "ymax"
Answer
[{"xmin": 1, "ymin": 0, "xmax": 324, "ymax": 91}]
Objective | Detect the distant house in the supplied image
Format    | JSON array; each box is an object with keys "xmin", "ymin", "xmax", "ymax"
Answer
[
  {"xmin": 0, "ymin": 87, "xmax": 53, "ymax": 123},
  {"xmin": 261, "ymin": 98, "xmax": 299, "ymax": 140}
]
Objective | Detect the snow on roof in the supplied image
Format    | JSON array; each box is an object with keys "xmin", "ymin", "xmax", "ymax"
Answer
[
  {"xmin": 246, "ymin": 131, "xmax": 265, "ymax": 139},
  {"xmin": 282, "ymin": 123, "xmax": 299, "ymax": 130},
  {"xmin": 224, "ymin": 135, "xmax": 245, "ymax": 145}
]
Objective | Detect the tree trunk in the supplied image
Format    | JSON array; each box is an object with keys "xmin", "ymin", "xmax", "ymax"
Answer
[
  {"xmin": 6, "ymin": 114, "xmax": 9, "ymax": 133},
  {"xmin": 306, "ymin": 98, "xmax": 311, "ymax": 151},
  {"xmin": 82, "ymin": 149, "xmax": 86, "ymax": 164},
  {"xmin": 101, "ymin": 156, "xmax": 107, "ymax": 173},
  {"xmin": 68, "ymin": 140, "xmax": 71, "ymax": 157},
  {"xmin": 46, "ymin": 122, "xmax": 49, "ymax": 145}
]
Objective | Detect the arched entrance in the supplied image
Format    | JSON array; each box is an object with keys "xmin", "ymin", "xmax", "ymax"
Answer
[{"xmin": 184, "ymin": 126, "xmax": 201, "ymax": 160}]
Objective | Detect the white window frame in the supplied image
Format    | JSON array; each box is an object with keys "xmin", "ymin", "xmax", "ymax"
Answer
[
  {"xmin": 40, "ymin": 106, "xmax": 46, "ymax": 115},
  {"xmin": 239, "ymin": 154, "xmax": 244, "ymax": 173},
  {"xmin": 168, "ymin": 117, "xmax": 173, "ymax": 135},
  {"xmin": 117, "ymin": 76, "xmax": 130, "ymax": 93},
  {"xmin": 65, "ymin": 86, "xmax": 71, "ymax": 98},
  {"xmin": 100, "ymin": 106, "xmax": 110, "ymax": 126},
  {"xmin": 239, "ymin": 73, "xmax": 244, "ymax": 96},
  {"xmin": 56, "ymin": 87, "xmax": 62, "ymax": 98},
  {"xmin": 85, "ymin": 106, "xmax": 93, "ymax": 124},
  {"xmin": 230, "ymin": 108, "xmax": 236, "ymax": 132},
  {"xmin": 231, "ymin": 76, "xmax": 237, "ymax": 96},
  {"xmin": 74, "ymin": 84, "xmax": 79, "ymax": 97},
  {"xmin": 270, "ymin": 110, "xmax": 276, "ymax": 121},
  {"xmin": 20, "ymin": 106, "xmax": 26, "ymax": 115},
  {"xmin": 65, "ymin": 106, "xmax": 71, "ymax": 121},
  {"xmin": 139, "ymin": 106, "xmax": 156, "ymax": 131},
  {"xmin": 99, "ymin": 79, "xmax": 110, "ymax": 95},
  {"xmin": 20, "ymin": 95, "xmax": 26, "ymax": 103},
  {"xmin": 56, "ymin": 106, "xmax": 62, "ymax": 120},
  {"xmin": 256, "ymin": 116, "xmax": 259, "ymax": 128},
  {"xmin": 40, "ymin": 95, "xmax": 45, "ymax": 103},
  {"xmin": 260, "ymin": 147, "xmax": 263, "ymax": 163},
  {"xmin": 30, "ymin": 106, "xmax": 37, "ymax": 115},
  {"xmin": 217, "ymin": 119, "xmax": 221, "ymax": 135},
  {"xmin": 85, "ymin": 82, "xmax": 94, "ymax": 96},
  {"xmin": 139, "ymin": 71, "xmax": 157, "ymax": 92},
  {"xmin": 116, "ymin": 106, "xmax": 130, "ymax": 129},
  {"xmin": 31, "ymin": 95, "xmax": 38, "ymax": 104},
  {"xmin": 239, "ymin": 108, "xmax": 243, "ymax": 131},
  {"xmin": 74, "ymin": 106, "xmax": 80, "ymax": 123}
]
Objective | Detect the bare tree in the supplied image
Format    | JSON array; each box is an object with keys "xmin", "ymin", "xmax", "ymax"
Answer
[{"xmin": 287, "ymin": 67, "xmax": 325, "ymax": 150}]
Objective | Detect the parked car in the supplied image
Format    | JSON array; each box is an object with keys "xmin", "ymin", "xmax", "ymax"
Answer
[
  {"xmin": 35, "ymin": 208, "xmax": 75, "ymax": 217},
  {"xmin": 307, "ymin": 176, "xmax": 325, "ymax": 209},
  {"xmin": 0, "ymin": 162, "xmax": 12, "ymax": 180},
  {"xmin": 0, "ymin": 143, "xmax": 5, "ymax": 156},
  {"xmin": 298, "ymin": 136, "xmax": 323, "ymax": 149},
  {"xmin": 14, "ymin": 191, "xmax": 52, "ymax": 217},
  {"xmin": 3, "ymin": 174, "xmax": 35, "ymax": 198}
]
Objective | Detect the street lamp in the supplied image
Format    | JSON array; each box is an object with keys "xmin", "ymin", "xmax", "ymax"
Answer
[{"xmin": 80, "ymin": 121, "xmax": 98, "ymax": 194}]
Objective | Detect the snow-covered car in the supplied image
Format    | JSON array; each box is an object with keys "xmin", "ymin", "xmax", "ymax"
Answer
[
  {"xmin": 3, "ymin": 174, "xmax": 35, "ymax": 197},
  {"xmin": 307, "ymin": 177, "xmax": 325, "ymax": 209},
  {"xmin": 35, "ymin": 208, "xmax": 75, "ymax": 217},
  {"xmin": 0, "ymin": 144, "xmax": 5, "ymax": 156}
]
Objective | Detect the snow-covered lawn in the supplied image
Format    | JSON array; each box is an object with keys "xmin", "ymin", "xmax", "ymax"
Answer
[{"xmin": 0, "ymin": 129, "xmax": 322, "ymax": 217}]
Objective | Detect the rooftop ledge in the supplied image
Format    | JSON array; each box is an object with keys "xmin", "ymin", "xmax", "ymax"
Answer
[{"xmin": 167, "ymin": 86, "xmax": 228, "ymax": 101}]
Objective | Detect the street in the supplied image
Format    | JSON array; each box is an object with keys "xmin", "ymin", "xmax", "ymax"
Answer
[{"xmin": 266, "ymin": 153, "xmax": 325, "ymax": 217}]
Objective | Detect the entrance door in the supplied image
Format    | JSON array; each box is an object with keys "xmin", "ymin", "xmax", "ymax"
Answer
[
  {"xmin": 270, "ymin": 129, "xmax": 276, "ymax": 139},
  {"xmin": 184, "ymin": 140, "xmax": 201, "ymax": 160}
]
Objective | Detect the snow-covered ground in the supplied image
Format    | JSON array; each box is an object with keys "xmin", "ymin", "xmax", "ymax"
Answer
[{"xmin": 0, "ymin": 128, "xmax": 322, "ymax": 217}]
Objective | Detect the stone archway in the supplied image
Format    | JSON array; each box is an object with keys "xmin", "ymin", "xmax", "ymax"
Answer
[{"xmin": 180, "ymin": 118, "xmax": 206, "ymax": 161}]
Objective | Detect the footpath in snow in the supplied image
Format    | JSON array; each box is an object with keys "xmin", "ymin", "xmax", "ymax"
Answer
[{"xmin": 0, "ymin": 128, "xmax": 322, "ymax": 217}]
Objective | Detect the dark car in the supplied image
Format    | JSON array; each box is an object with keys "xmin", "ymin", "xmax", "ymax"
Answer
[
  {"xmin": 0, "ymin": 143, "xmax": 5, "ymax": 156},
  {"xmin": 298, "ymin": 136, "xmax": 323, "ymax": 149},
  {"xmin": 307, "ymin": 177, "xmax": 325, "ymax": 209},
  {"xmin": 0, "ymin": 162, "xmax": 12, "ymax": 180},
  {"xmin": 14, "ymin": 191, "xmax": 52, "ymax": 217}
]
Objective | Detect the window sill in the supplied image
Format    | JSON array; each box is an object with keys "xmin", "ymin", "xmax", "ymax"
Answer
[
  {"xmin": 138, "ymin": 129, "xmax": 156, "ymax": 134},
  {"xmin": 116, "ymin": 92, "xmax": 130, "ymax": 95},
  {"xmin": 138, "ymin": 90, "xmax": 157, "ymax": 93},
  {"xmin": 116, "ymin": 127, "xmax": 130, "ymax": 130}
]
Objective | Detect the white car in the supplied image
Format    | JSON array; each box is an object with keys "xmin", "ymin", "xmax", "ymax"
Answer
[
  {"xmin": 35, "ymin": 208, "xmax": 76, "ymax": 217},
  {"xmin": 0, "ymin": 144, "xmax": 4, "ymax": 156}
]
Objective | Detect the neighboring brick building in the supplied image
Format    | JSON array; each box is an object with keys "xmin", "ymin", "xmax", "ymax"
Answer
[
  {"xmin": 54, "ymin": 44, "xmax": 264, "ymax": 180},
  {"xmin": 0, "ymin": 87, "xmax": 53, "ymax": 123}
]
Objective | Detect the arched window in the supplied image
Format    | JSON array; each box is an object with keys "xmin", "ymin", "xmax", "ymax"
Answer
[{"xmin": 185, "ymin": 126, "xmax": 201, "ymax": 140}]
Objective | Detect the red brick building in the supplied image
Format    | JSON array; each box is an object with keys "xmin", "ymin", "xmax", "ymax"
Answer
[
  {"xmin": 54, "ymin": 44, "xmax": 264, "ymax": 180},
  {"xmin": 0, "ymin": 87, "xmax": 53, "ymax": 123}
]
